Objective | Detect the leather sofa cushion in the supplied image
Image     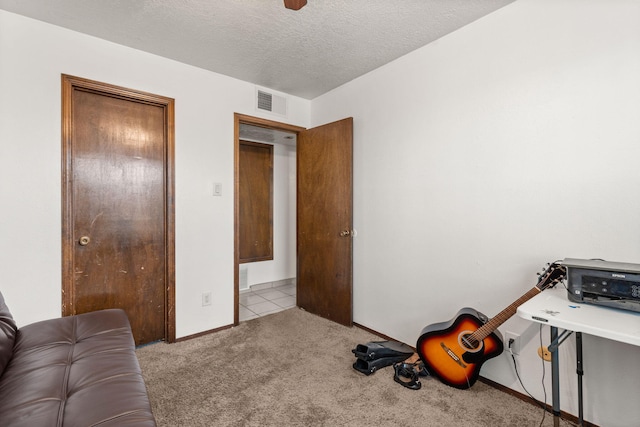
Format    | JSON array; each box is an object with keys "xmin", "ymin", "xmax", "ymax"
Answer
[
  {"xmin": 0, "ymin": 292, "xmax": 17, "ymax": 376},
  {"xmin": 0, "ymin": 308, "xmax": 156, "ymax": 426}
]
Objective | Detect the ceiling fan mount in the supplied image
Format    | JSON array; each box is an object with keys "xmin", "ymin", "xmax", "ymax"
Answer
[{"xmin": 284, "ymin": 0, "xmax": 307, "ymax": 11}]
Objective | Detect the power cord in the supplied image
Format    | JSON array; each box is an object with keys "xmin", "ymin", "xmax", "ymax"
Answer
[
  {"xmin": 536, "ymin": 324, "xmax": 548, "ymax": 427},
  {"xmin": 508, "ymin": 324, "xmax": 577, "ymax": 427},
  {"xmin": 509, "ymin": 350, "xmax": 547, "ymax": 427}
]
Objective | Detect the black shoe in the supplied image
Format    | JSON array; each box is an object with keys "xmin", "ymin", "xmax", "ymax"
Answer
[
  {"xmin": 353, "ymin": 356, "xmax": 407, "ymax": 375},
  {"xmin": 351, "ymin": 341, "xmax": 414, "ymax": 361},
  {"xmin": 414, "ymin": 361, "xmax": 430, "ymax": 377},
  {"xmin": 393, "ymin": 362, "xmax": 422, "ymax": 390}
]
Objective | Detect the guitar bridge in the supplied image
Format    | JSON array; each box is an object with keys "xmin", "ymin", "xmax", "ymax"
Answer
[{"xmin": 440, "ymin": 342, "xmax": 467, "ymax": 368}]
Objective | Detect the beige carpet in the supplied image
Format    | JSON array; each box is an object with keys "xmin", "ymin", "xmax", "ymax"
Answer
[{"xmin": 136, "ymin": 308, "xmax": 560, "ymax": 427}]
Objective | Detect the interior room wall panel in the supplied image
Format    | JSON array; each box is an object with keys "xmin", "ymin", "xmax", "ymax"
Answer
[{"xmin": 310, "ymin": 1, "xmax": 640, "ymax": 425}]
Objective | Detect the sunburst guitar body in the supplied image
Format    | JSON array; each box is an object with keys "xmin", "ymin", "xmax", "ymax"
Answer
[
  {"xmin": 416, "ymin": 308, "xmax": 503, "ymax": 389},
  {"xmin": 416, "ymin": 263, "xmax": 567, "ymax": 389}
]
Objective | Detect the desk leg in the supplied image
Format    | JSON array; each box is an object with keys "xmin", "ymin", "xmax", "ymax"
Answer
[
  {"xmin": 576, "ymin": 332, "xmax": 583, "ymax": 426},
  {"xmin": 551, "ymin": 326, "xmax": 561, "ymax": 427}
]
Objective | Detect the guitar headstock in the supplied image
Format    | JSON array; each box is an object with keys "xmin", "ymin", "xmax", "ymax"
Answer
[{"xmin": 536, "ymin": 262, "xmax": 567, "ymax": 291}]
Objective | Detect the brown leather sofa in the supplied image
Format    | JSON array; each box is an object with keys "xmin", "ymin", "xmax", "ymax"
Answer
[{"xmin": 0, "ymin": 292, "xmax": 156, "ymax": 426}]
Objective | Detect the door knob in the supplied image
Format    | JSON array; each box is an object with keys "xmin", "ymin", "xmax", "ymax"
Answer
[
  {"xmin": 339, "ymin": 230, "xmax": 351, "ymax": 237},
  {"xmin": 78, "ymin": 236, "xmax": 91, "ymax": 246}
]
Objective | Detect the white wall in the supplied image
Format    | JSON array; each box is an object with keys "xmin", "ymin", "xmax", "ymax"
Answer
[
  {"xmin": 311, "ymin": 0, "xmax": 640, "ymax": 425},
  {"xmin": 0, "ymin": 10, "xmax": 310, "ymax": 338},
  {"xmin": 239, "ymin": 142, "xmax": 296, "ymax": 289}
]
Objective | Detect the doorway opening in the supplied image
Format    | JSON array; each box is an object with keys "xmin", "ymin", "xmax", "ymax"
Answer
[
  {"xmin": 234, "ymin": 113, "xmax": 354, "ymax": 327},
  {"xmin": 234, "ymin": 114, "xmax": 305, "ymax": 324}
]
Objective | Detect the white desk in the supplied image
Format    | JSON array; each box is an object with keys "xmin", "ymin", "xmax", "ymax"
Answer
[{"xmin": 517, "ymin": 286, "xmax": 640, "ymax": 426}]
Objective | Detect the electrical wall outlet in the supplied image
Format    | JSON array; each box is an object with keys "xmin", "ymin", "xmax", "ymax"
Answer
[
  {"xmin": 202, "ymin": 292, "xmax": 212, "ymax": 306},
  {"xmin": 505, "ymin": 331, "xmax": 521, "ymax": 355},
  {"xmin": 538, "ymin": 346, "xmax": 552, "ymax": 362}
]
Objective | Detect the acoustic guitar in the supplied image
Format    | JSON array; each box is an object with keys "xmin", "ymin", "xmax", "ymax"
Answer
[{"xmin": 416, "ymin": 263, "xmax": 566, "ymax": 389}]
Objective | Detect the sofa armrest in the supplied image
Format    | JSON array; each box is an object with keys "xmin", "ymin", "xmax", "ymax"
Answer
[{"xmin": 0, "ymin": 292, "xmax": 17, "ymax": 376}]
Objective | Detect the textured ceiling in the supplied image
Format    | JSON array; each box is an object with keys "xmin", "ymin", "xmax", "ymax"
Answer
[{"xmin": 0, "ymin": 0, "xmax": 515, "ymax": 99}]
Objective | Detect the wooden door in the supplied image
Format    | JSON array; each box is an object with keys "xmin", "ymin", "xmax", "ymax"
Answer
[
  {"xmin": 297, "ymin": 118, "xmax": 353, "ymax": 326},
  {"xmin": 238, "ymin": 141, "xmax": 274, "ymax": 263},
  {"xmin": 61, "ymin": 75, "xmax": 175, "ymax": 345}
]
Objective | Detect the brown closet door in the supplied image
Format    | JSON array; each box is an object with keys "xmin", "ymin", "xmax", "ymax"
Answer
[
  {"xmin": 62, "ymin": 75, "xmax": 175, "ymax": 345},
  {"xmin": 238, "ymin": 141, "xmax": 274, "ymax": 263}
]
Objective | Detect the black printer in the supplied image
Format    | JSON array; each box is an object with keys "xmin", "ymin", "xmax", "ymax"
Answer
[{"xmin": 564, "ymin": 258, "xmax": 640, "ymax": 313}]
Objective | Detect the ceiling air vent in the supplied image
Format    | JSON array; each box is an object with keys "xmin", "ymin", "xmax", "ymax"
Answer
[{"xmin": 256, "ymin": 89, "xmax": 287, "ymax": 116}]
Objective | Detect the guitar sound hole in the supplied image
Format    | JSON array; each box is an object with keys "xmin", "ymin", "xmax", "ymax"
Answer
[{"xmin": 459, "ymin": 333, "xmax": 481, "ymax": 351}]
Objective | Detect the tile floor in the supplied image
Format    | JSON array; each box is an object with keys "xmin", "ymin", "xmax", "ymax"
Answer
[{"xmin": 239, "ymin": 282, "xmax": 297, "ymax": 321}]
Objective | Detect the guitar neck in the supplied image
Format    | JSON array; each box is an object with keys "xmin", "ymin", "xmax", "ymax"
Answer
[{"xmin": 473, "ymin": 287, "xmax": 542, "ymax": 342}]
